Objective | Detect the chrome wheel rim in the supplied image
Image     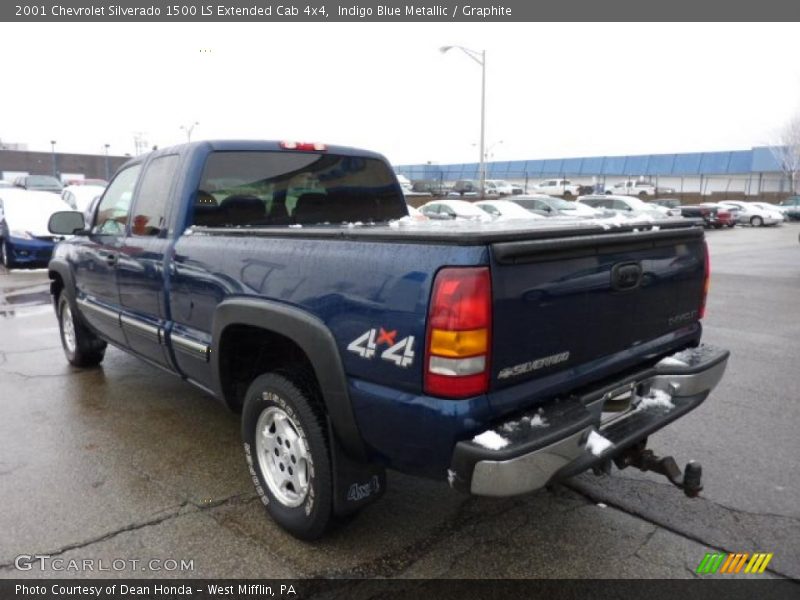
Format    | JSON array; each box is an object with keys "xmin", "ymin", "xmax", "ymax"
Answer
[
  {"xmin": 255, "ymin": 405, "xmax": 310, "ymax": 508},
  {"xmin": 62, "ymin": 304, "xmax": 77, "ymax": 354}
]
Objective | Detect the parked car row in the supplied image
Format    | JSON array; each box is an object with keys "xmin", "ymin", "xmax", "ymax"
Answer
[
  {"xmin": 417, "ymin": 194, "xmax": 671, "ymax": 224},
  {"xmin": 402, "ymin": 177, "xmax": 681, "ymax": 200}
]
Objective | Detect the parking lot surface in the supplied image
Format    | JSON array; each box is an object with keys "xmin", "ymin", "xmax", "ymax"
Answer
[{"xmin": 0, "ymin": 224, "xmax": 798, "ymax": 580}]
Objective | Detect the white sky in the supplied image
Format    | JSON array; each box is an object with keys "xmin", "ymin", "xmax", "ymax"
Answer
[{"xmin": 2, "ymin": 22, "xmax": 799, "ymax": 165}]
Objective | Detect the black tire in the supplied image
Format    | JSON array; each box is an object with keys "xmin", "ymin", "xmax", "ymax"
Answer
[
  {"xmin": 242, "ymin": 372, "xmax": 333, "ymax": 540},
  {"xmin": 1, "ymin": 239, "xmax": 13, "ymax": 269},
  {"xmin": 750, "ymin": 216, "xmax": 764, "ymax": 227},
  {"xmin": 57, "ymin": 294, "xmax": 106, "ymax": 367}
]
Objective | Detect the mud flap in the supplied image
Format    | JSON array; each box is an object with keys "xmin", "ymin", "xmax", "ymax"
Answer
[{"xmin": 328, "ymin": 421, "xmax": 386, "ymax": 517}]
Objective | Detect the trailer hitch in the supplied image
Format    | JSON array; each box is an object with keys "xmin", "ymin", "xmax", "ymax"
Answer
[{"xmin": 613, "ymin": 441, "xmax": 703, "ymax": 498}]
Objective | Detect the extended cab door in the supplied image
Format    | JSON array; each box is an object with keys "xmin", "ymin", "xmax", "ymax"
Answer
[
  {"xmin": 73, "ymin": 164, "xmax": 142, "ymax": 346},
  {"xmin": 116, "ymin": 154, "xmax": 181, "ymax": 368}
]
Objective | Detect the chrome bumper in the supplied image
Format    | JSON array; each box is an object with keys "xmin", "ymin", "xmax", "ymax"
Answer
[{"xmin": 449, "ymin": 344, "xmax": 729, "ymax": 497}]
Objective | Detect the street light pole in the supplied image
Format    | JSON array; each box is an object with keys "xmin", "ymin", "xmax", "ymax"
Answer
[
  {"xmin": 440, "ymin": 45, "xmax": 487, "ymax": 198},
  {"xmin": 479, "ymin": 49, "xmax": 486, "ymax": 199},
  {"xmin": 180, "ymin": 121, "xmax": 200, "ymax": 142},
  {"xmin": 50, "ymin": 140, "xmax": 57, "ymax": 178},
  {"xmin": 104, "ymin": 144, "xmax": 111, "ymax": 180}
]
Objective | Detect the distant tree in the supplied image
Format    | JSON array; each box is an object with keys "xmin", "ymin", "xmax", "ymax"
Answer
[{"xmin": 770, "ymin": 114, "xmax": 800, "ymax": 194}]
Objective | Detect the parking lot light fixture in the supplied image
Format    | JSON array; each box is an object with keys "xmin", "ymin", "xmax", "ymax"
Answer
[
  {"xmin": 440, "ymin": 45, "xmax": 486, "ymax": 198},
  {"xmin": 180, "ymin": 121, "xmax": 200, "ymax": 142}
]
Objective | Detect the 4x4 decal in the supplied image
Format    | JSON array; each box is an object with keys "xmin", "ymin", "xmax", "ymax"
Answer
[{"xmin": 347, "ymin": 327, "xmax": 415, "ymax": 368}]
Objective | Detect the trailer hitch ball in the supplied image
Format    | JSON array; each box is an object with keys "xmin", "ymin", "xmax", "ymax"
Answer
[
  {"xmin": 683, "ymin": 461, "xmax": 703, "ymax": 498},
  {"xmin": 614, "ymin": 445, "xmax": 703, "ymax": 498}
]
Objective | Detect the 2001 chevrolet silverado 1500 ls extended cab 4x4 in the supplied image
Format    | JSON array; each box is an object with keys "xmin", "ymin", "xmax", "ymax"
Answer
[{"xmin": 46, "ymin": 140, "xmax": 729, "ymax": 539}]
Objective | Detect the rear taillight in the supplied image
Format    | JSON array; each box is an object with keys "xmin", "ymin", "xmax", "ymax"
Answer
[
  {"xmin": 700, "ymin": 241, "xmax": 710, "ymax": 319},
  {"xmin": 424, "ymin": 267, "xmax": 491, "ymax": 398}
]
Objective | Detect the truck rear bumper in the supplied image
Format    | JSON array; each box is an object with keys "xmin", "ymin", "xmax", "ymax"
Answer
[{"xmin": 449, "ymin": 344, "xmax": 729, "ymax": 496}]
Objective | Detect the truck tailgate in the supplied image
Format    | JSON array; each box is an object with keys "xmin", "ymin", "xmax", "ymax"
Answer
[{"xmin": 489, "ymin": 226, "xmax": 706, "ymax": 399}]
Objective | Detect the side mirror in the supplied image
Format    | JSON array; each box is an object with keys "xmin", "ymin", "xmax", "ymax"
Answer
[{"xmin": 49, "ymin": 211, "xmax": 87, "ymax": 235}]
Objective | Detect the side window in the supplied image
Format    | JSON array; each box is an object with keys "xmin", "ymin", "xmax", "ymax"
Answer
[
  {"xmin": 613, "ymin": 199, "xmax": 630, "ymax": 210},
  {"xmin": 94, "ymin": 165, "xmax": 142, "ymax": 235},
  {"xmin": 482, "ymin": 205, "xmax": 498, "ymax": 215},
  {"xmin": 130, "ymin": 155, "xmax": 179, "ymax": 236}
]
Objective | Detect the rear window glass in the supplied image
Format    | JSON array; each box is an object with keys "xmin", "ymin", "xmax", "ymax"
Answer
[
  {"xmin": 193, "ymin": 151, "xmax": 405, "ymax": 227},
  {"xmin": 27, "ymin": 175, "xmax": 62, "ymax": 188}
]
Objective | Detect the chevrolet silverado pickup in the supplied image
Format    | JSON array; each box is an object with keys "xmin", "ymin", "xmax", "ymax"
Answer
[{"xmin": 46, "ymin": 140, "xmax": 729, "ymax": 539}]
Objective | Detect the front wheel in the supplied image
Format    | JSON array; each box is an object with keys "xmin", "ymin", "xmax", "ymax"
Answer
[
  {"xmin": 58, "ymin": 294, "xmax": 106, "ymax": 366},
  {"xmin": 1, "ymin": 240, "xmax": 13, "ymax": 269},
  {"xmin": 750, "ymin": 216, "xmax": 764, "ymax": 227},
  {"xmin": 242, "ymin": 373, "xmax": 333, "ymax": 540}
]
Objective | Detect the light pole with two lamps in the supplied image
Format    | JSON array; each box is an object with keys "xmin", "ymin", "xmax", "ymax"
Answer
[
  {"xmin": 440, "ymin": 45, "xmax": 486, "ymax": 197},
  {"xmin": 180, "ymin": 121, "xmax": 200, "ymax": 142}
]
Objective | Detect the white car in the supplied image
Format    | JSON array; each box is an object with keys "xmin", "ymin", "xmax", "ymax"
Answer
[
  {"xmin": 485, "ymin": 180, "xmax": 516, "ymax": 196},
  {"xmin": 604, "ymin": 180, "xmax": 676, "ymax": 197},
  {"xmin": 419, "ymin": 199, "xmax": 493, "ymax": 222},
  {"xmin": 475, "ymin": 200, "xmax": 546, "ymax": 221},
  {"xmin": 511, "ymin": 195, "xmax": 605, "ymax": 219},
  {"xmin": 577, "ymin": 195, "xmax": 667, "ymax": 220},
  {"xmin": 718, "ymin": 201, "xmax": 783, "ymax": 227},
  {"xmin": 529, "ymin": 178, "xmax": 581, "ymax": 197},
  {"xmin": 646, "ymin": 202, "xmax": 682, "ymax": 217},
  {"xmin": 405, "ymin": 204, "xmax": 427, "ymax": 221},
  {"xmin": 61, "ymin": 184, "xmax": 106, "ymax": 212}
]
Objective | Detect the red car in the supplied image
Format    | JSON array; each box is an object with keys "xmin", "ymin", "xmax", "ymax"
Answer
[{"xmin": 701, "ymin": 203, "xmax": 736, "ymax": 228}]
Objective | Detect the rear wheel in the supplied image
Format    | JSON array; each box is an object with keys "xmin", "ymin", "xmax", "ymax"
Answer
[
  {"xmin": 750, "ymin": 216, "xmax": 764, "ymax": 227},
  {"xmin": 58, "ymin": 294, "xmax": 106, "ymax": 366},
  {"xmin": 242, "ymin": 372, "xmax": 333, "ymax": 540}
]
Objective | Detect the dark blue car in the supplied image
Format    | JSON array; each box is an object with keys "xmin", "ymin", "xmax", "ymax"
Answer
[{"xmin": 0, "ymin": 190, "xmax": 67, "ymax": 269}]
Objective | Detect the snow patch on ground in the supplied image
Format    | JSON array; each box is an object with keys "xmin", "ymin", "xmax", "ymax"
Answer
[
  {"xmin": 288, "ymin": 224, "xmax": 303, "ymax": 228},
  {"xmin": 586, "ymin": 430, "xmax": 613, "ymax": 456},
  {"xmin": 597, "ymin": 502, "xmax": 607, "ymax": 508},
  {"xmin": 472, "ymin": 430, "xmax": 510, "ymax": 450},
  {"xmin": 638, "ymin": 388, "xmax": 675, "ymax": 410}
]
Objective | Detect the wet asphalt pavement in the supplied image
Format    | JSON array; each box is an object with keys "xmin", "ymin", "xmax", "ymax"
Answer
[{"xmin": 0, "ymin": 224, "xmax": 798, "ymax": 581}]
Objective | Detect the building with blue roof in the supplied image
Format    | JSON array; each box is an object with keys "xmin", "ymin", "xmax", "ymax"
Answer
[{"xmin": 396, "ymin": 146, "xmax": 791, "ymax": 195}]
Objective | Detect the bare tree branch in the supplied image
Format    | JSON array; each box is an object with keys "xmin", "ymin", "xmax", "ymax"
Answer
[{"xmin": 770, "ymin": 114, "xmax": 800, "ymax": 194}]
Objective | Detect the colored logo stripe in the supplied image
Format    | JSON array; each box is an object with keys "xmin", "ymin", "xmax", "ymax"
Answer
[{"xmin": 697, "ymin": 552, "xmax": 773, "ymax": 574}]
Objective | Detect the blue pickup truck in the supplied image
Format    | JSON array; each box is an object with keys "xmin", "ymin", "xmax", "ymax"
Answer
[{"xmin": 47, "ymin": 140, "xmax": 729, "ymax": 539}]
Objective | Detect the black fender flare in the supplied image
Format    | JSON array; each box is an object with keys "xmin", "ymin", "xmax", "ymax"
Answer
[
  {"xmin": 211, "ymin": 297, "xmax": 367, "ymax": 461},
  {"xmin": 47, "ymin": 257, "xmax": 76, "ymax": 310}
]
